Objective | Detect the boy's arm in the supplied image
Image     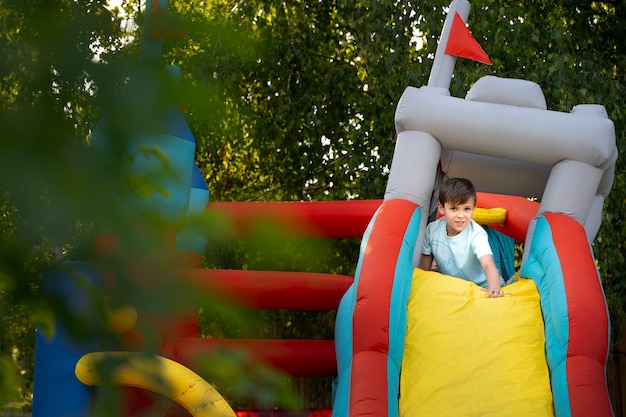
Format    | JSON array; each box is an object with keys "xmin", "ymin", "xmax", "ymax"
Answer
[
  {"xmin": 479, "ymin": 254, "xmax": 503, "ymax": 298},
  {"xmin": 418, "ymin": 254, "xmax": 433, "ymax": 271}
]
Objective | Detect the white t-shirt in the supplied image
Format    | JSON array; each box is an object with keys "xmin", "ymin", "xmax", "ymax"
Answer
[{"xmin": 422, "ymin": 218, "xmax": 502, "ymax": 288}]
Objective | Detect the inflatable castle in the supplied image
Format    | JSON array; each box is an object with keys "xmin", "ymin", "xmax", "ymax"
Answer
[{"xmin": 31, "ymin": 1, "xmax": 617, "ymax": 416}]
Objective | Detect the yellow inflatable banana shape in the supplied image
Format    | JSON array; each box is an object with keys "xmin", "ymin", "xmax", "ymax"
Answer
[
  {"xmin": 75, "ymin": 351, "xmax": 236, "ymax": 417},
  {"xmin": 472, "ymin": 207, "xmax": 507, "ymax": 225}
]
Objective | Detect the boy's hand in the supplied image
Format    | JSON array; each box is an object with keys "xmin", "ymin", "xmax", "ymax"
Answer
[{"xmin": 486, "ymin": 286, "xmax": 504, "ymax": 298}]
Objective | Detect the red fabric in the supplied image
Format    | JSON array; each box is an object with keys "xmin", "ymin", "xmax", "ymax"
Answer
[
  {"xmin": 183, "ymin": 269, "xmax": 353, "ymax": 311},
  {"xmin": 206, "ymin": 200, "xmax": 381, "ymax": 239},
  {"xmin": 445, "ymin": 12, "xmax": 492, "ymax": 65},
  {"xmin": 352, "ymin": 199, "xmax": 416, "ymax": 353},
  {"xmin": 350, "ymin": 199, "xmax": 418, "ymax": 417},
  {"xmin": 207, "ymin": 197, "xmax": 535, "ymax": 242},
  {"xmin": 234, "ymin": 409, "xmax": 332, "ymax": 417},
  {"xmin": 547, "ymin": 213, "xmax": 612, "ymax": 416},
  {"xmin": 163, "ymin": 338, "xmax": 337, "ymax": 378},
  {"xmin": 350, "ymin": 352, "xmax": 391, "ymax": 417}
]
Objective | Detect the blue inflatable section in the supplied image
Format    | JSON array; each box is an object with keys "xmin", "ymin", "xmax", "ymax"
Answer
[
  {"xmin": 176, "ymin": 162, "xmax": 210, "ymax": 253},
  {"xmin": 521, "ymin": 216, "xmax": 571, "ymax": 417},
  {"xmin": 32, "ymin": 262, "xmax": 104, "ymax": 417},
  {"xmin": 125, "ymin": 96, "xmax": 196, "ymax": 222}
]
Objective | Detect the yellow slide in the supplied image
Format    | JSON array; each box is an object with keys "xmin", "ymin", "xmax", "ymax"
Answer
[{"xmin": 400, "ymin": 269, "xmax": 554, "ymax": 417}]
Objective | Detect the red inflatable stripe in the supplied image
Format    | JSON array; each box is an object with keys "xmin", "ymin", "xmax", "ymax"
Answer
[
  {"xmin": 163, "ymin": 338, "xmax": 337, "ymax": 378},
  {"xmin": 350, "ymin": 199, "xmax": 418, "ymax": 417},
  {"xmin": 546, "ymin": 213, "xmax": 612, "ymax": 416},
  {"xmin": 206, "ymin": 200, "xmax": 381, "ymax": 238},
  {"xmin": 183, "ymin": 269, "xmax": 353, "ymax": 311}
]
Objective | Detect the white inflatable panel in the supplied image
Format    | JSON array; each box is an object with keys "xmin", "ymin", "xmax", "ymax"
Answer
[
  {"xmin": 465, "ymin": 75, "xmax": 547, "ymax": 110},
  {"xmin": 385, "ymin": 131, "xmax": 441, "ymax": 205},
  {"xmin": 395, "ymin": 86, "xmax": 616, "ymax": 168},
  {"xmin": 441, "ymin": 150, "xmax": 551, "ymax": 198},
  {"xmin": 585, "ymin": 195, "xmax": 606, "ymax": 242},
  {"xmin": 537, "ymin": 159, "xmax": 603, "ymax": 225}
]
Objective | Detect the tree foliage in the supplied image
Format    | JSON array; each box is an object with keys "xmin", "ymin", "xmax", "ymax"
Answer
[
  {"xmin": 0, "ymin": 0, "xmax": 128, "ymax": 409},
  {"xmin": 0, "ymin": 0, "xmax": 624, "ymax": 411},
  {"xmin": 169, "ymin": 0, "xmax": 626, "ymax": 342}
]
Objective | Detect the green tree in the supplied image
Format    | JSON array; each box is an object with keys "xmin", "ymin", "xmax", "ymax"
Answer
[
  {"xmin": 0, "ymin": 0, "xmax": 129, "ymax": 409},
  {"xmin": 167, "ymin": 0, "xmax": 626, "ymax": 338}
]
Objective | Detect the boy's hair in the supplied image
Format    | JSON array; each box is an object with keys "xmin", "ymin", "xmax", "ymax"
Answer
[{"xmin": 438, "ymin": 177, "xmax": 477, "ymax": 207}]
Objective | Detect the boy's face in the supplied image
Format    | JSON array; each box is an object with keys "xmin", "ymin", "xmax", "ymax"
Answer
[{"xmin": 437, "ymin": 198, "xmax": 475, "ymax": 237}]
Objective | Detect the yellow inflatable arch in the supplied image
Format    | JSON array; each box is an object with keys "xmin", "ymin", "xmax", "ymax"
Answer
[{"xmin": 75, "ymin": 351, "xmax": 236, "ymax": 417}]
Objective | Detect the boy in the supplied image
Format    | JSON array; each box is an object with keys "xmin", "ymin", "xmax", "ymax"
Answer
[{"xmin": 418, "ymin": 177, "xmax": 505, "ymax": 298}]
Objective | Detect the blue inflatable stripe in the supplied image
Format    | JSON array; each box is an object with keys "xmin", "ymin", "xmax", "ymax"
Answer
[
  {"xmin": 521, "ymin": 216, "xmax": 571, "ymax": 417},
  {"xmin": 164, "ymin": 106, "xmax": 195, "ymax": 143},
  {"xmin": 386, "ymin": 356, "xmax": 400, "ymax": 417},
  {"xmin": 191, "ymin": 162, "xmax": 208, "ymax": 190}
]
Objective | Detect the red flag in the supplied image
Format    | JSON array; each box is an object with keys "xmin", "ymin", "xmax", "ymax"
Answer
[{"xmin": 444, "ymin": 12, "xmax": 492, "ymax": 65}]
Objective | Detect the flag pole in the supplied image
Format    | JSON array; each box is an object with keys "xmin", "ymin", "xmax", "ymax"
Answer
[{"xmin": 427, "ymin": 0, "xmax": 470, "ymax": 90}]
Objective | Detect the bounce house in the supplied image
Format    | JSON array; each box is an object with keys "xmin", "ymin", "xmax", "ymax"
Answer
[{"xmin": 31, "ymin": 1, "xmax": 617, "ymax": 417}]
